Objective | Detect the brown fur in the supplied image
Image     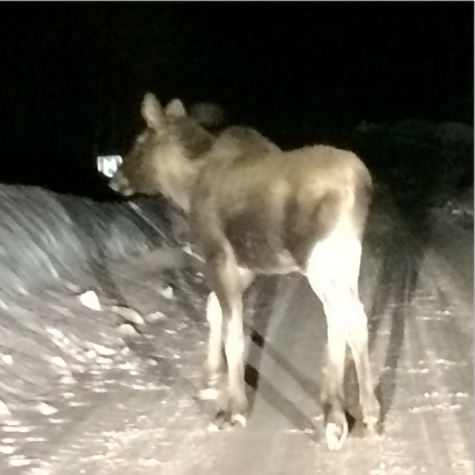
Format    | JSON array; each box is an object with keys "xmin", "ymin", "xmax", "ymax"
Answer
[
  {"xmin": 192, "ymin": 145, "xmax": 371, "ymax": 271},
  {"xmin": 109, "ymin": 93, "xmax": 379, "ymax": 450}
]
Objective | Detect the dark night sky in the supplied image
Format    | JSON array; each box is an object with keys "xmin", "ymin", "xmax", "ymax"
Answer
[{"xmin": 0, "ymin": 2, "xmax": 472, "ymax": 194}]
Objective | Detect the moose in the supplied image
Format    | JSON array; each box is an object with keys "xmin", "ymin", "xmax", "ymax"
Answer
[{"xmin": 108, "ymin": 93, "xmax": 380, "ymax": 450}]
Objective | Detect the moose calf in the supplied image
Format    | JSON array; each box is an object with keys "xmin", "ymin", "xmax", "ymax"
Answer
[{"xmin": 109, "ymin": 93, "xmax": 380, "ymax": 450}]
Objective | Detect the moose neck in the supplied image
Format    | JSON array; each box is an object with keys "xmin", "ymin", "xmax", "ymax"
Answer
[{"xmin": 160, "ymin": 156, "xmax": 202, "ymax": 214}]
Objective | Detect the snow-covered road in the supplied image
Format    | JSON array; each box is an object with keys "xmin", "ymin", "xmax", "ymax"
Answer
[{"xmin": 0, "ymin": 183, "xmax": 472, "ymax": 475}]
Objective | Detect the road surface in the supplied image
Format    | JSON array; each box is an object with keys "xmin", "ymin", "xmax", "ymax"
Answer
[{"xmin": 0, "ymin": 190, "xmax": 472, "ymax": 475}]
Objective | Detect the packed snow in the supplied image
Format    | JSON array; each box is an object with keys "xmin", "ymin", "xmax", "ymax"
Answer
[{"xmin": 0, "ymin": 120, "xmax": 472, "ymax": 474}]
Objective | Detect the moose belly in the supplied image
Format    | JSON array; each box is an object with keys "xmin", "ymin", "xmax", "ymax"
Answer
[{"xmin": 224, "ymin": 219, "xmax": 300, "ymax": 274}]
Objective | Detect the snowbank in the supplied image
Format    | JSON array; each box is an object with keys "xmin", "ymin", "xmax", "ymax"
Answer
[
  {"xmin": 355, "ymin": 118, "xmax": 473, "ymax": 151},
  {"xmin": 0, "ymin": 184, "xmax": 198, "ymax": 473},
  {"xmin": 0, "ymin": 184, "xmax": 188, "ymax": 304},
  {"xmin": 354, "ymin": 118, "xmax": 473, "ymax": 217},
  {"xmin": 388, "ymin": 119, "xmax": 473, "ymax": 151},
  {"xmin": 442, "ymin": 185, "xmax": 474, "ymax": 219}
]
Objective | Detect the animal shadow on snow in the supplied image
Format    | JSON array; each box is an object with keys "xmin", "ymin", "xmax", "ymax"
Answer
[
  {"xmin": 244, "ymin": 276, "xmax": 319, "ymax": 439},
  {"xmin": 163, "ymin": 264, "xmax": 320, "ymax": 437},
  {"xmin": 159, "ymin": 261, "xmax": 319, "ymax": 435},
  {"xmin": 359, "ymin": 192, "xmax": 428, "ymax": 429}
]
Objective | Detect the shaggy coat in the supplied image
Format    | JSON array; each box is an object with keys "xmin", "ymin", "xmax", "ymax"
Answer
[{"xmin": 109, "ymin": 93, "xmax": 380, "ymax": 450}]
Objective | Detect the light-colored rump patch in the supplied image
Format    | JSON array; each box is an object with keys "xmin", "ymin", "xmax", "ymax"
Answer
[
  {"xmin": 305, "ymin": 222, "xmax": 365, "ymax": 450},
  {"xmin": 306, "ymin": 221, "xmax": 362, "ymax": 292}
]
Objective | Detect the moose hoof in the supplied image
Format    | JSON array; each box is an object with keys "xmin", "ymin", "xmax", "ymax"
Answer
[
  {"xmin": 208, "ymin": 410, "xmax": 247, "ymax": 431},
  {"xmin": 325, "ymin": 416, "xmax": 348, "ymax": 451},
  {"xmin": 230, "ymin": 413, "xmax": 247, "ymax": 427},
  {"xmin": 364, "ymin": 417, "xmax": 383, "ymax": 438}
]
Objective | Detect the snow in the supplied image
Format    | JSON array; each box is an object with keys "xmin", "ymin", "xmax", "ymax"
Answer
[
  {"xmin": 442, "ymin": 185, "xmax": 474, "ymax": 218},
  {"xmin": 356, "ymin": 118, "xmax": 473, "ymax": 149},
  {"xmin": 355, "ymin": 118, "xmax": 473, "ymax": 219},
  {"xmin": 78, "ymin": 290, "xmax": 102, "ymax": 311},
  {"xmin": 0, "ymin": 121, "xmax": 472, "ymax": 473}
]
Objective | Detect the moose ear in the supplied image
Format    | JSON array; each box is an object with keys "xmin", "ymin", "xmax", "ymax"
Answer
[
  {"xmin": 164, "ymin": 99, "xmax": 187, "ymax": 118},
  {"xmin": 141, "ymin": 93, "xmax": 164, "ymax": 129}
]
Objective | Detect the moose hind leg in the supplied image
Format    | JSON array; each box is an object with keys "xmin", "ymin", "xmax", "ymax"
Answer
[
  {"xmin": 308, "ymin": 233, "xmax": 380, "ymax": 449},
  {"xmin": 335, "ymin": 236, "xmax": 380, "ymax": 433},
  {"xmin": 346, "ymin": 298, "xmax": 380, "ymax": 433},
  {"xmin": 317, "ymin": 292, "xmax": 349, "ymax": 451},
  {"xmin": 306, "ymin": 236, "xmax": 354, "ymax": 450}
]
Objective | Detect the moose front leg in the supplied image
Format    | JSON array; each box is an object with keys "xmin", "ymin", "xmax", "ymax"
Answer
[
  {"xmin": 199, "ymin": 291, "xmax": 225, "ymax": 401},
  {"xmin": 201, "ymin": 267, "xmax": 254, "ymax": 402},
  {"xmin": 220, "ymin": 295, "xmax": 247, "ymax": 427},
  {"xmin": 204, "ymin": 249, "xmax": 253, "ymax": 429}
]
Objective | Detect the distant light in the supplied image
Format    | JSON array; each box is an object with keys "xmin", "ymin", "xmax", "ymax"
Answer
[{"xmin": 97, "ymin": 155, "xmax": 122, "ymax": 178}]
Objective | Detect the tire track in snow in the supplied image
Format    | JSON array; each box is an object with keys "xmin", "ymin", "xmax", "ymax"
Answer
[
  {"xmin": 415, "ymin": 256, "xmax": 474, "ymax": 473},
  {"xmin": 391, "ymin": 210, "xmax": 473, "ymax": 474}
]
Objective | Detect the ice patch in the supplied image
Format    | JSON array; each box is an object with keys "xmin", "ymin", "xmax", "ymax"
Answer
[
  {"xmin": 3, "ymin": 419, "xmax": 20, "ymax": 426},
  {"xmin": 37, "ymin": 402, "xmax": 58, "ymax": 416},
  {"xmin": 60, "ymin": 375, "xmax": 76, "ymax": 385},
  {"xmin": 3, "ymin": 425, "xmax": 34, "ymax": 433},
  {"xmin": 68, "ymin": 401, "xmax": 89, "ymax": 408},
  {"xmin": 91, "ymin": 343, "xmax": 116, "ymax": 356},
  {"xmin": 96, "ymin": 356, "xmax": 113, "ymax": 366},
  {"xmin": 27, "ymin": 467, "xmax": 53, "ymax": 475},
  {"xmin": 48, "ymin": 356, "xmax": 67, "ymax": 369},
  {"xmin": 138, "ymin": 457, "xmax": 163, "ymax": 467},
  {"xmin": 406, "ymin": 368, "xmax": 430, "ymax": 374},
  {"xmin": 435, "ymin": 359, "xmax": 459, "ymax": 367},
  {"xmin": 159, "ymin": 286, "xmax": 174, "ymax": 299},
  {"xmin": 9, "ymin": 455, "xmax": 32, "ymax": 467},
  {"xmin": 64, "ymin": 281, "xmax": 82, "ymax": 293},
  {"xmin": 410, "ymin": 402, "xmax": 462, "ymax": 413},
  {"xmin": 118, "ymin": 323, "xmax": 139, "ymax": 336},
  {"xmin": 78, "ymin": 290, "xmax": 102, "ymax": 311},
  {"xmin": 145, "ymin": 311, "xmax": 167, "ymax": 323},
  {"xmin": 130, "ymin": 384, "xmax": 150, "ymax": 391},
  {"xmin": 0, "ymin": 445, "xmax": 15, "ymax": 455},
  {"xmin": 117, "ymin": 361, "xmax": 137, "ymax": 371},
  {"xmin": 26, "ymin": 436, "xmax": 47, "ymax": 442},
  {"xmin": 112, "ymin": 305, "xmax": 145, "ymax": 325},
  {"xmin": 1, "ymin": 354, "xmax": 13, "ymax": 365},
  {"xmin": 0, "ymin": 399, "xmax": 11, "ymax": 416},
  {"xmin": 48, "ymin": 418, "xmax": 65, "ymax": 424},
  {"xmin": 454, "ymin": 392, "xmax": 470, "ymax": 398}
]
